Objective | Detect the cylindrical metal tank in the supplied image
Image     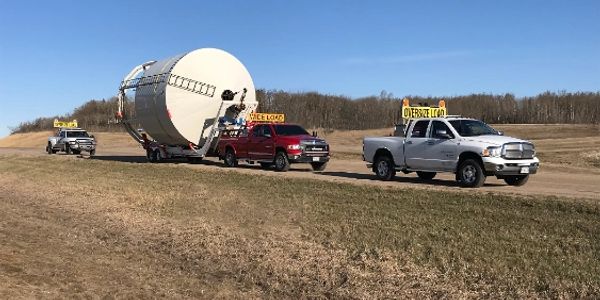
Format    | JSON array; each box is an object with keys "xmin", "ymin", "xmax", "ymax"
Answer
[{"xmin": 134, "ymin": 48, "xmax": 256, "ymax": 146}]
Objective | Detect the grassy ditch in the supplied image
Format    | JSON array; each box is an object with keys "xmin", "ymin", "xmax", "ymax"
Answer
[{"xmin": 0, "ymin": 155, "xmax": 599, "ymax": 298}]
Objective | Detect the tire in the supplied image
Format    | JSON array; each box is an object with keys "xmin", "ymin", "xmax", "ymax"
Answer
[
  {"xmin": 504, "ymin": 175, "xmax": 529, "ymax": 186},
  {"xmin": 72, "ymin": 150, "xmax": 81, "ymax": 155},
  {"xmin": 259, "ymin": 162, "xmax": 272, "ymax": 170},
  {"xmin": 274, "ymin": 151, "xmax": 290, "ymax": 172},
  {"xmin": 223, "ymin": 149, "xmax": 238, "ymax": 167},
  {"xmin": 65, "ymin": 145, "xmax": 71, "ymax": 155},
  {"xmin": 149, "ymin": 149, "xmax": 161, "ymax": 163},
  {"xmin": 89, "ymin": 149, "xmax": 96, "ymax": 157},
  {"xmin": 311, "ymin": 162, "xmax": 327, "ymax": 172},
  {"xmin": 373, "ymin": 155, "xmax": 396, "ymax": 181},
  {"xmin": 457, "ymin": 159, "xmax": 486, "ymax": 188},
  {"xmin": 46, "ymin": 143, "xmax": 53, "ymax": 155},
  {"xmin": 417, "ymin": 171, "xmax": 436, "ymax": 180}
]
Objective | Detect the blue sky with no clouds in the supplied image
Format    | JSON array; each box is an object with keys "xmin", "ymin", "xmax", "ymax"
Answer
[{"xmin": 0, "ymin": 0, "xmax": 599, "ymax": 137}]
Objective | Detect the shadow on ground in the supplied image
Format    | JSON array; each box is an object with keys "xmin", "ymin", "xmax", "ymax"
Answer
[{"xmin": 319, "ymin": 171, "xmax": 505, "ymax": 187}]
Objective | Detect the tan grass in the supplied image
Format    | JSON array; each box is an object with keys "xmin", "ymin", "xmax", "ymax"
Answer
[{"xmin": 0, "ymin": 155, "xmax": 598, "ymax": 298}]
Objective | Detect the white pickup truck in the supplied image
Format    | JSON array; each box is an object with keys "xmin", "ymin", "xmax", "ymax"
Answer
[
  {"xmin": 362, "ymin": 117, "xmax": 540, "ymax": 187},
  {"xmin": 47, "ymin": 127, "xmax": 96, "ymax": 156}
]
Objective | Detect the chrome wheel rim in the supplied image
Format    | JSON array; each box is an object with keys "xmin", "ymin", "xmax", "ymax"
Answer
[
  {"xmin": 377, "ymin": 160, "xmax": 389, "ymax": 177},
  {"xmin": 462, "ymin": 165, "xmax": 477, "ymax": 183}
]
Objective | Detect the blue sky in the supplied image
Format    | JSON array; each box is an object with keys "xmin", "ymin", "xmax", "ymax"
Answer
[{"xmin": 1, "ymin": 0, "xmax": 599, "ymax": 137}]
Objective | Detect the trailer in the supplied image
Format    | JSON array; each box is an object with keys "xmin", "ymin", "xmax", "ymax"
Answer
[{"xmin": 115, "ymin": 48, "xmax": 258, "ymax": 162}]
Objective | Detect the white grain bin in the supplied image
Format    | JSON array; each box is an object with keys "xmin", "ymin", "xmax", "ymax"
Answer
[{"xmin": 133, "ymin": 48, "xmax": 257, "ymax": 146}]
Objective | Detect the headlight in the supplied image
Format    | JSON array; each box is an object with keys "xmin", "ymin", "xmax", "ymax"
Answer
[
  {"xmin": 287, "ymin": 144, "xmax": 301, "ymax": 150},
  {"xmin": 482, "ymin": 146, "xmax": 502, "ymax": 157},
  {"xmin": 69, "ymin": 141, "xmax": 76, "ymax": 144}
]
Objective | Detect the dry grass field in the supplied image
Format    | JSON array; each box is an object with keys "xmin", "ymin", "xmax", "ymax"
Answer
[
  {"xmin": 1, "ymin": 124, "xmax": 599, "ymax": 298},
  {"xmin": 1, "ymin": 154, "xmax": 599, "ymax": 298}
]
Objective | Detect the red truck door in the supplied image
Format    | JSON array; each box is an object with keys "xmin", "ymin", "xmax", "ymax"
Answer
[{"xmin": 249, "ymin": 125, "xmax": 275, "ymax": 160}]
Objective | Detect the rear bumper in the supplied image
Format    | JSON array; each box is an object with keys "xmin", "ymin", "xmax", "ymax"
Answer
[
  {"xmin": 483, "ymin": 157, "xmax": 540, "ymax": 176},
  {"xmin": 288, "ymin": 154, "xmax": 330, "ymax": 163}
]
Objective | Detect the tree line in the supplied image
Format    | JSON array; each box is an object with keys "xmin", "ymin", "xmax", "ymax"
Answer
[
  {"xmin": 257, "ymin": 90, "xmax": 600, "ymax": 130},
  {"xmin": 10, "ymin": 90, "xmax": 600, "ymax": 134}
]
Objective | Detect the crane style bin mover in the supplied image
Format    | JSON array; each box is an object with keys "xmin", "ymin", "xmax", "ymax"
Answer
[{"xmin": 115, "ymin": 48, "xmax": 258, "ymax": 162}]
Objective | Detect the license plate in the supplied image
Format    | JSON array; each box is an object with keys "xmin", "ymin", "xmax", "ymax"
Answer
[
  {"xmin": 520, "ymin": 167, "xmax": 529, "ymax": 174},
  {"xmin": 312, "ymin": 157, "xmax": 320, "ymax": 162}
]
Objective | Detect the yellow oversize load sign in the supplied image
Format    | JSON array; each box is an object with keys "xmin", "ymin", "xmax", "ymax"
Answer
[
  {"xmin": 53, "ymin": 119, "xmax": 78, "ymax": 128},
  {"xmin": 401, "ymin": 99, "xmax": 447, "ymax": 119},
  {"xmin": 248, "ymin": 113, "xmax": 285, "ymax": 123}
]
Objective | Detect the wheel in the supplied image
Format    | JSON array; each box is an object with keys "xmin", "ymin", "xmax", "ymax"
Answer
[
  {"xmin": 503, "ymin": 175, "xmax": 529, "ymax": 186},
  {"xmin": 46, "ymin": 143, "xmax": 53, "ymax": 154},
  {"xmin": 373, "ymin": 155, "xmax": 396, "ymax": 181},
  {"xmin": 89, "ymin": 149, "xmax": 96, "ymax": 157},
  {"xmin": 417, "ymin": 171, "xmax": 436, "ymax": 180},
  {"xmin": 223, "ymin": 149, "xmax": 238, "ymax": 167},
  {"xmin": 457, "ymin": 159, "xmax": 486, "ymax": 188},
  {"xmin": 259, "ymin": 162, "xmax": 272, "ymax": 170},
  {"xmin": 72, "ymin": 150, "xmax": 81, "ymax": 155},
  {"xmin": 274, "ymin": 151, "xmax": 290, "ymax": 172},
  {"xmin": 149, "ymin": 149, "xmax": 161, "ymax": 163},
  {"xmin": 310, "ymin": 162, "xmax": 327, "ymax": 172},
  {"xmin": 65, "ymin": 145, "xmax": 71, "ymax": 155}
]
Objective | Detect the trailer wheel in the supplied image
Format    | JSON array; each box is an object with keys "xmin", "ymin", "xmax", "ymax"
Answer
[
  {"xmin": 274, "ymin": 151, "xmax": 290, "ymax": 172},
  {"xmin": 503, "ymin": 175, "xmax": 529, "ymax": 186},
  {"xmin": 149, "ymin": 149, "xmax": 161, "ymax": 163},
  {"xmin": 224, "ymin": 149, "xmax": 238, "ymax": 167},
  {"xmin": 311, "ymin": 162, "xmax": 327, "ymax": 172},
  {"xmin": 457, "ymin": 159, "xmax": 485, "ymax": 188}
]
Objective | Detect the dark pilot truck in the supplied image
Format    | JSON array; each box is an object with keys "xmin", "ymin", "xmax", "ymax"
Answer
[{"xmin": 217, "ymin": 114, "xmax": 330, "ymax": 172}]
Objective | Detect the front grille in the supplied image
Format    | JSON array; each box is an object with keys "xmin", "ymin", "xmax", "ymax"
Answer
[
  {"xmin": 503, "ymin": 143, "xmax": 535, "ymax": 159},
  {"xmin": 301, "ymin": 140, "xmax": 329, "ymax": 156},
  {"xmin": 76, "ymin": 139, "xmax": 94, "ymax": 146}
]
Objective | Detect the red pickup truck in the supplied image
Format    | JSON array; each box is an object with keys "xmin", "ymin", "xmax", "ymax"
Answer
[{"xmin": 217, "ymin": 123, "xmax": 330, "ymax": 172}]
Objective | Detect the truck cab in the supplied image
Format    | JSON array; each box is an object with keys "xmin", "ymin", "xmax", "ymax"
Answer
[
  {"xmin": 217, "ymin": 123, "xmax": 330, "ymax": 172},
  {"xmin": 363, "ymin": 115, "xmax": 540, "ymax": 188}
]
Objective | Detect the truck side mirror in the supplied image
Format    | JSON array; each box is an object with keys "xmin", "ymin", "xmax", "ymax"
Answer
[
  {"xmin": 263, "ymin": 132, "xmax": 271, "ymax": 138},
  {"xmin": 497, "ymin": 131, "xmax": 504, "ymax": 136}
]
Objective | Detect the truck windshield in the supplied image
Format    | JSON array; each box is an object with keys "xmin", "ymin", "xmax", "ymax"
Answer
[
  {"xmin": 66, "ymin": 131, "xmax": 89, "ymax": 138},
  {"xmin": 273, "ymin": 125, "xmax": 309, "ymax": 136},
  {"xmin": 448, "ymin": 120, "xmax": 498, "ymax": 137}
]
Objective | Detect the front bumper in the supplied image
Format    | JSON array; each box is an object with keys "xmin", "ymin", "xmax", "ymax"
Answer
[
  {"xmin": 288, "ymin": 154, "xmax": 330, "ymax": 163},
  {"xmin": 482, "ymin": 157, "xmax": 540, "ymax": 176},
  {"xmin": 69, "ymin": 143, "xmax": 96, "ymax": 152}
]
